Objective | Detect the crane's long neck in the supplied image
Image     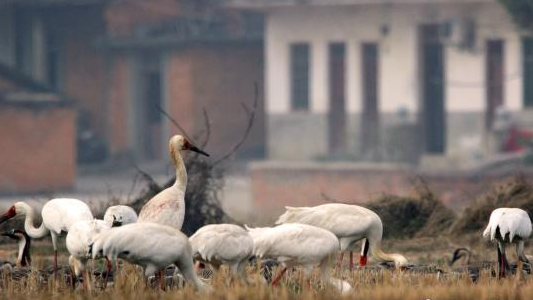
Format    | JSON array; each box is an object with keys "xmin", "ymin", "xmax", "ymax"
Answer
[
  {"xmin": 17, "ymin": 236, "xmax": 31, "ymax": 267},
  {"xmin": 171, "ymin": 149, "xmax": 187, "ymax": 192},
  {"xmin": 369, "ymin": 240, "xmax": 406, "ymax": 267},
  {"xmin": 19, "ymin": 203, "xmax": 48, "ymax": 239}
]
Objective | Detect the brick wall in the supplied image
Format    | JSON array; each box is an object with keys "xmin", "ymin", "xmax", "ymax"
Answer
[
  {"xmin": 60, "ymin": 6, "xmax": 107, "ymax": 137},
  {"xmin": 107, "ymin": 56, "xmax": 130, "ymax": 157},
  {"xmin": 0, "ymin": 103, "xmax": 76, "ymax": 193},
  {"xmin": 188, "ymin": 43, "xmax": 264, "ymax": 158},
  {"xmin": 250, "ymin": 161, "xmax": 533, "ymax": 216}
]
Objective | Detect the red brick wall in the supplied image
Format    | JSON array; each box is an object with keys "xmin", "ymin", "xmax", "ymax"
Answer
[
  {"xmin": 250, "ymin": 162, "xmax": 533, "ymax": 216},
  {"xmin": 0, "ymin": 104, "xmax": 76, "ymax": 193},
  {"xmin": 59, "ymin": 7, "xmax": 108, "ymax": 137},
  {"xmin": 105, "ymin": 0, "xmax": 181, "ymax": 37},
  {"xmin": 167, "ymin": 50, "xmax": 196, "ymax": 138},
  {"xmin": 108, "ymin": 56, "xmax": 130, "ymax": 157},
  {"xmin": 188, "ymin": 43, "xmax": 265, "ymax": 158}
]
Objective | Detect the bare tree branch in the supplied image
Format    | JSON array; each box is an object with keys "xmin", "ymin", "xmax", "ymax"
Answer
[
  {"xmin": 155, "ymin": 104, "xmax": 197, "ymax": 145},
  {"xmin": 200, "ymin": 107, "xmax": 211, "ymax": 149},
  {"xmin": 212, "ymin": 82, "xmax": 259, "ymax": 166}
]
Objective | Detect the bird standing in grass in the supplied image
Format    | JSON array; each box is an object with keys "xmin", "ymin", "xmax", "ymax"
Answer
[
  {"xmin": 91, "ymin": 222, "xmax": 210, "ymax": 292},
  {"xmin": 483, "ymin": 207, "xmax": 532, "ymax": 278},
  {"xmin": 276, "ymin": 203, "xmax": 408, "ymax": 270},
  {"xmin": 66, "ymin": 219, "xmax": 111, "ymax": 289},
  {"xmin": 246, "ymin": 223, "xmax": 351, "ymax": 294},
  {"xmin": 189, "ymin": 224, "xmax": 253, "ymax": 283},
  {"xmin": 0, "ymin": 198, "xmax": 93, "ymax": 275},
  {"xmin": 138, "ymin": 135, "xmax": 209, "ymax": 229}
]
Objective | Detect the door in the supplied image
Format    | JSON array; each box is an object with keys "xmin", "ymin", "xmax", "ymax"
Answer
[
  {"xmin": 328, "ymin": 43, "xmax": 346, "ymax": 154},
  {"xmin": 360, "ymin": 43, "xmax": 380, "ymax": 159},
  {"xmin": 486, "ymin": 40, "xmax": 504, "ymax": 129},
  {"xmin": 420, "ymin": 24, "xmax": 446, "ymax": 154}
]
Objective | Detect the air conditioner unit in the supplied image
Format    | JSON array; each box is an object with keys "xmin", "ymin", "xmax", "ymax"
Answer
[{"xmin": 440, "ymin": 18, "xmax": 477, "ymax": 51}]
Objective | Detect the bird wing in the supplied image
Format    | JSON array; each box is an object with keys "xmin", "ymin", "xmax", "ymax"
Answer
[
  {"xmin": 44, "ymin": 198, "xmax": 93, "ymax": 233},
  {"xmin": 275, "ymin": 204, "xmax": 378, "ymax": 237},
  {"xmin": 190, "ymin": 225, "xmax": 253, "ymax": 262},
  {"xmin": 137, "ymin": 188, "xmax": 185, "ymax": 229},
  {"xmin": 483, "ymin": 208, "xmax": 533, "ymax": 241},
  {"xmin": 248, "ymin": 224, "xmax": 339, "ymax": 262}
]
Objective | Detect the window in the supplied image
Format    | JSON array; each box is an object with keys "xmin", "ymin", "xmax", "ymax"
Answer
[
  {"xmin": 524, "ymin": 37, "xmax": 533, "ymax": 108},
  {"xmin": 290, "ymin": 43, "xmax": 310, "ymax": 111}
]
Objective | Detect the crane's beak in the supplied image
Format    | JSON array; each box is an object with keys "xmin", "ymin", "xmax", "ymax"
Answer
[
  {"xmin": 1, "ymin": 231, "xmax": 17, "ymax": 240},
  {"xmin": 189, "ymin": 145, "xmax": 210, "ymax": 157}
]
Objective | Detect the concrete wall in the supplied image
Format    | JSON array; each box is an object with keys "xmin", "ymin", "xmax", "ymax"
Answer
[
  {"xmin": 0, "ymin": 103, "xmax": 76, "ymax": 193},
  {"xmin": 264, "ymin": 2, "xmax": 526, "ymax": 161}
]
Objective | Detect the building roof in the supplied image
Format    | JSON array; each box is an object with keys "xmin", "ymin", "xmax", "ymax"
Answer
[{"xmin": 224, "ymin": 0, "xmax": 493, "ymax": 9}]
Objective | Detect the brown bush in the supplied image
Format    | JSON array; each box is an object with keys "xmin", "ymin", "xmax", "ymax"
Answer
[
  {"xmin": 367, "ymin": 179, "xmax": 455, "ymax": 239},
  {"xmin": 450, "ymin": 175, "xmax": 533, "ymax": 235}
]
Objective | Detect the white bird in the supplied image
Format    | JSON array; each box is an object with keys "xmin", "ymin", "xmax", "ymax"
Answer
[
  {"xmin": 0, "ymin": 198, "xmax": 93, "ymax": 273},
  {"xmin": 66, "ymin": 219, "xmax": 111, "ymax": 289},
  {"xmin": 104, "ymin": 205, "xmax": 138, "ymax": 227},
  {"xmin": 137, "ymin": 135, "xmax": 209, "ymax": 229},
  {"xmin": 246, "ymin": 223, "xmax": 351, "ymax": 294},
  {"xmin": 483, "ymin": 207, "xmax": 532, "ymax": 278},
  {"xmin": 189, "ymin": 224, "xmax": 253, "ymax": 283},
  {"xmin": 91, "ymin": 222, "xmax": 209, "ymax": 291},
  {"xmin": 276, "ymin": 203, "xmax": 408, "ymax": 270}
]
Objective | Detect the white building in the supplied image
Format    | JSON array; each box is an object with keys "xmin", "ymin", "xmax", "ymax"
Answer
[{"xmin": 228, "ymin": 0, "xmax": 533, "ymax": 164}]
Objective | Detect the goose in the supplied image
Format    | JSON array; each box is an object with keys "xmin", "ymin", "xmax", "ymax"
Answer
[
  {"xmin": 483, "ymin": 208, "xmax": 532, "ymax": 278},
  {"xmin": 104, "ymin": 205, "xmax": 138, "ymax": 227},
  {"xmin": 90, "ymin": 222, "xmax": 210, "ymax": 292},
  {"xmin": 137, "ymin": 135, "xmax": 209, "ymax": 229},
  {"xmin": 246, "ymin": 223, "xmax": 351, "ymax": 294},
  {"xmin": 0, "ymin": 198, "xmax": 93, "ymax": 274},
  {"xmin": 276, "ymin": 203, "xmax": 408, "ymax": 270},
  {"xmin": 189, "ymin": 224, "xmax": 253, "ymax": 283}
]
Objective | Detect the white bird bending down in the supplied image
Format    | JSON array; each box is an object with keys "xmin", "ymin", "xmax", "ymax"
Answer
[
  {"xmin": 90, "ymin": 222, "xmax": 209, "ymax": 291},
  {"xmin": 189, "ymin": 224, "xmax": 253, "ymax": 283},
  {"xmin": 276, "ymin": 203, "xmax": 408, "ymax": 270},
  {"xmin": 66, "ymin": 219, "xmax": 111, "ymax": 289},
  {"xmin": 0, "ymin": 198, "xmax": 93, "ymax": 274},
  {"xmin": 246, "ymin": 223, "xmax": 351, "ymax": 294},
  {"xmin": 104, "ymin": 205, "xmax": 138, "ymax": 227},
  {"xmin": 483, "ymin": 207, "xmax": 532, "ymax": 278},
  {"xmin": 138, "ymin": 135, "xmax": 209, "ymax": 229}
]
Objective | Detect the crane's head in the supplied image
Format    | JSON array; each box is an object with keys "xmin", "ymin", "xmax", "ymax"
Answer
[
  {"xmin": 169, "ymin": 135, "xmax": 209, "ymax": 157},
  {"xmin": 0, "ymin": 205, "xmax": 17, "ymax": 224}
]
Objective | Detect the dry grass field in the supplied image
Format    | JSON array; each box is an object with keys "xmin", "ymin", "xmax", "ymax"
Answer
[{"xmin": 0, "ymin": 235, "xmax": 531, "ymax": 300}]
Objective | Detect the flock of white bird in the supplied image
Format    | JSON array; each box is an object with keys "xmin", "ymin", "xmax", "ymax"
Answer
[{"xmin": 0, "ymin": 134, "xmax": 532, "ymax": 294}]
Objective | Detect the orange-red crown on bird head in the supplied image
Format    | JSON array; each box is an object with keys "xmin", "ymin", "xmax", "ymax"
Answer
[{"xmin": 0, "ymin": 205, "xmax": 16, "ymax": 224}]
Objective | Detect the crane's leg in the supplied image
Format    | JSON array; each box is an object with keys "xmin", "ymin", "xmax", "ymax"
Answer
[
  {"xmin": 51, "ymin": 231, "xmax": 59, "ymax": 279},
  {"xmin": 103, "ymin": 257, "xmax": 112, "ymax": 290},
  {"xmin": 349, "ymin": 252, "xmax": 354, "ymax": 271},
  {"xmin": 497, "ymin": 242, "xmax": 508, "ymax": 279},
  {"xmin": 516, "ymin": 241, "xmax": 529, "ymax": 263},
  {"xmin": 159, "ymin": 269, "xmax": 166, "ymax": 291},
  {"xmin": 337, "ymin": 252, "xmax": 344, "ymax": 270},
  {"xmin": 359, "ymin": 239, "xmax": 369, "ymax": 267},
  {"xmin": 271, "ymin": 266, "xmax": 288, "ymax": 286}
]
